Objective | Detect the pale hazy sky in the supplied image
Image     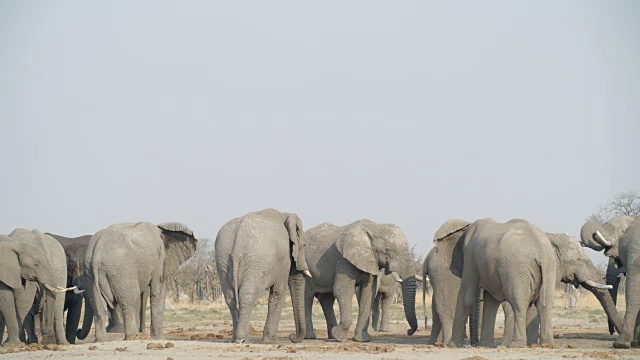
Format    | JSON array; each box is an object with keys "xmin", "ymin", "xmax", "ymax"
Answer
[{"xmin": 1, "ymin": 1, "xmax": 638, "ymax": 266}]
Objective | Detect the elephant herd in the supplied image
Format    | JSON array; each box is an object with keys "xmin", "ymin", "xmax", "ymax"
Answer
[
  {"xmin": 214, "ymin": 209, "xmax": 640, "ymax": 349},
  {"xmin": 1, "ymin": 209, "xmax": 639, "ymax": 350},
  {"xmin": 0, "ymin": 222, "xmax": 197, "ymax": 346}
]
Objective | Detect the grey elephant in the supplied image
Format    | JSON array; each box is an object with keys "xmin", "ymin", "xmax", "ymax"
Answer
[
  {"xmin": 304, "ymin": 220, "xmax": 418, "ymax": 342},
  {"xmin": 0, "ymin": 235, "xmax": 61, "ymax": 345},
  {"xmin": 7, "ymin": 230, "xmax": 72, "ymax": 345},
  {"xmin": 371, "ymin": 272, "xmax": 399, "ymax": 332},
  {"xmin": 448, "ymin": 219, "xmax": 557, "ymax": 348},
  {"xmin": 500, "ymin": 232, "xmax": 621, "ymax": 346},
  {"xmin": 422, "ymin": 219, "xmax": 470, "ymax": 345},
  {"xmin": 47, "ymin": 233, "xmax": 92, "ymax": 344},
  {"xmin": 580, "ymin": 215, "xmax": 640, "ymax": 348},
  {"xmin": 215, "ymin": 209, "xmax": 311, "ymax": 344},
  {"xmin": 81, "ymin": 222, "xmax": 197, "ymax": 342}
]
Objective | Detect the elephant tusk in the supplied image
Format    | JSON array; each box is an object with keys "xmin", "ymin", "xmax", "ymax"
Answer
[
  {"xmin": 44, "ymin": 284, "xmax": 67, "ymax": 293},
  {"xmin": 593, "ymin": 231, "xmax": 612, "ymax": 247},
  {"xmin": 414, "ymin": 274, "xmax": 424, "ymax": 282},
  {"xmin": 302, "ymin": 270, "xmax": 313, "ymax": 278},
  {"xmin": 73, "ymin": 287, "xmax": 85, "ymax": 294},
  {"xmin": 585, "ymin": 280, "xmax": 613, "ymax": 289},
  {"xmin": 391, "ymin": 272, "xmax": 403, "ymax": 283}
]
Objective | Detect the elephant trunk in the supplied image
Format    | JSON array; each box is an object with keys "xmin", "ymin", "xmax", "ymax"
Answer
[
  {"xmin": 76, "ymin": 293, "xmax": 93, "ymax": 340},
  {"xmin": 578, "ymin": 269, "xmax": 622, "ymax": 334},
  {"xmin": 401, "ymin": 277, "xmax": 418, "ymax": 336},
  {"xmin": 470, "ymin": 288, "xmax": 482, "ymax": 346},
  {"xmin": 288, "ymin": 271, "xmax": 306, "ymax": 343},
  {"xmin": 605, "ymin": 259, "xmax": 622, "ymax": 334}
]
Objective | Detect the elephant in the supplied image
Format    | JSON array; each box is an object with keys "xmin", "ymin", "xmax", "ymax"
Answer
[
  {"xmin": 500, "ymin": 232, "xmax": 622, "ymax": 346},
  {"xmin": 46, "ymin": 234, "xmax": 92, "ymax": 344},
  {"xmin": 422, "ymin": 219, "xmax": 471, "ymax": 345},
  {"xmin": 580, "ymin": 215, "xmax": 640, "ymax": 348},
  {"xmin": 448, "ymin": 218, "xmax": 558, "ymax": 348},
  {"xmin": 0, "ymin": 233, "xmax": 71, "ymax": 346},
  {"xmin": 371, "ymin": 272, "xmax": 399, "ymax": 332},
  {"xmin": 6, "ymin": 230, "xmax": 72, "ymax": 345},
  {"xmin": 81, "ymin": 222, "xmax": 197, "ymax": 342},
  {"xmin": 215, "ymin": 208, "xmax": 311, "ymax": 344},
  {"xmin": 304, "ymin": 220, "xmax": 418, "ymax": 342}
]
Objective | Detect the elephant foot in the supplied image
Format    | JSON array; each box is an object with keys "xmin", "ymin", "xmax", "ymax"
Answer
[
  {"xmin": 352, "ymin": 331, "xmax": 372, "ymax": 343},
  {"xmin": 447, "ymin": 338, "xmax": 465, "ymax": 348},
  {"xmin": 107, "ymin": 325, "xmax": 125, "ymax": 333},
  {"xmin": 614, "ymin": 340, "xmax": 631, "ymax": 349},
  {"xmin": 2, "ymin": 338, "xmax": 24, "ymax": 347},
  {"xmin": 378, "ymin": 325, "xmax": 390, "ymax": 332},
  {"xmin": 261, "ymin": 336, "xmax": 278, "ymax": 344},
  {"xmin": 478, "ymin": 340, "xmax": 496, "ymax": 348},
  {"xmin": 331, "ymin": 326, "xmax": 349, "ymax": 342},
  {"xmin": 41, "ymin": 334, "xmax": 56, "ymax": 345},
  {"xmin": 304, "ymin": 330, "xmax": 316, "ymax": 339},
  {"xmin": 57, "ymin": 339, "xmax": 70, "ymax": 346},
  {"xmin": 507, "ymin": 340, "xmax": 527, "ymax": 348}
]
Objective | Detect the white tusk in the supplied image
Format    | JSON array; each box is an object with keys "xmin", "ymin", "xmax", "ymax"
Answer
[
  {"xmin": 593, "ymin": 231, "xmax": 612, "ymax": 247},
  {"xmin": 585, "ymin": 280, "xmax": 613, "ymax": 289},
  {"xmin": 44, "ymin": 284, "xmax": 66, "ymax": 293},
  {"xmin": 414, "ymin": 274, "xmax": 424, "ymax": 282},
  {"xmin": 302, "ymin": 270, "xmax": 313, "ymax": 278},
  {"xmin": 73, "ymin": 287, "xmax": 85, "ymax": 294},
  {"xmin": 391, "ymin": 272, "xmax": 403, "ymax": 283}
]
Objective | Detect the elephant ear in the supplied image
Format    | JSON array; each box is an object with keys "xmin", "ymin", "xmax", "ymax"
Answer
[
  {"xmin": 336, "ymin": 226, "xmax": 379, "ymax": 275},
  {"xmin": 158, "ymin": 222, "xmax": 197, "ymax": 277},
  {"xmin": 285, "ymin": 214, "xmax": 308, "ymax": 271},
  {"xmin": 433, "ymin": 219, "xmax": 470, "ymax": 243},
  {"xmin": 0, "ymin": 241, "xmax": 22, "ymax": 289}
]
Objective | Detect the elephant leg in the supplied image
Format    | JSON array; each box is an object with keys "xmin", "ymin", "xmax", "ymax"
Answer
[
  {"xmin": 371, "ymin": 293, "xmax": 381, "ymax": 332},
  {"xmin": 632, "ymin": 313, "xmax": 640, "ymax": 347},
  {"xmin": 65, "ymin": 296, "xmax": 82, "ymax": 344},
  {"xmin": 501, "ymin": 302, "xmax": 514, "ymax": 347},
  {"xmin": 139, "ymin": 287, "xmax": 149, "ymax": 334},
  {"xmin": 303, "ymin": 288, "xmax": 316, "ymax": 339},
  {"xmin": 0, "ymin": 289, "xmax": 22, "ymax": 345},
  {"xmin": 479, "ymin": 291, "xmax": 500, "ymax": 347},
  {"xmin": 615, "ymin": 270, "xmax": 640, "ymax": 349},
  {"xmin": 535, "ymin": 282, "xmax": 555, "ymax": 346},
  {"xmin": 379, "ymin": 293, "xmax": 392, "ymax": 332},
  {"xmin": 121, "ymin": 300, "xmax": 140, "ymax": 340},
  {"xmin": 41, "ymin": 292, "xmax": 57, "ymax": 344},
  {"xmin": 53, "ymin": 292, "xmax": 69, "ymax": 345},
  {"xmin": 262, "ymin": 280, "xmax": 286, "ymax": 344},
  {"xmin": 526, "ymin": 305, "xmax": 540, "ymax": 346},
  {"xmin": 331, "ymin": 273, "xmax": 357, "ymax": 342},
  {"xmin": 235, "ymin": 287, "xmax": 258, "ymax": 343},
  {"xmin": 353, "ymin": 274, "xmax": 375, "ymax": 342},
  {"xmin": 449, "ymin": 273, "xmax": 479, "ymax": 347},
  {"xmin": 107, "ymin": 305, "xmax": 125, "ymax": 333},
  {"xmin": 318, "ymin": 294, "xmax": 337, "ymax": 339},
  {"xmin": 430, "ymin": 312, "xmax": 442, "ymax": 345},
  {"xmin": 149, "ymin": 276, "xmax": 165, "ymax": 340},
  {"xmin": 508, "ymin": 300, "xmax": 529, "ymax": 348},
  {"xmin": 221, "ymin": 283, "xmax": 239, "ymax": 342}
]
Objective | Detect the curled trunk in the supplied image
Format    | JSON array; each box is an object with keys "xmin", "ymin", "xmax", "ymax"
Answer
[
  {"xmin": 288, "ymin": 271, "xmax": 306, "ymax": 343},
  {"xmin": 401, "ymin": 277, "xmax": 418, "ymax": 335}
]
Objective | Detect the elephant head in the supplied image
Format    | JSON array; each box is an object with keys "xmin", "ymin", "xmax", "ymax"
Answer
[
  {"xmin": 547, "ymin": 233, "xmax": 622, "ymax": 333},
  {"xmin": 0, "ymin": 235, "xmax": 57, "ymax": 292},
  {"xmin": 335, "ymin": 220, "xmax": 418, "ymax": 335},
  {"xmin": 580, "ymin": 215, "xmax": 635, "ymax": 334},
  {"xmin": 158, "ymin": 222, "xmax": 198, "ymax": 277}
]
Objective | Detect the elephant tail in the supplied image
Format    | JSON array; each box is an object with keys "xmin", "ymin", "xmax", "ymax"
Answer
[
  {"xmin": 231, "ymin": 255, "xmax": 240, "ymax": 311},
  {"xmin": 536, "ymin": 258, "xmax": 547, "ymax": 307}
]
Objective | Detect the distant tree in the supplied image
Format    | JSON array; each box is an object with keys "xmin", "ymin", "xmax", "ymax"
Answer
[{"xmin": 586, "ymin": 191, "xmax": 640, "ymax": 223}]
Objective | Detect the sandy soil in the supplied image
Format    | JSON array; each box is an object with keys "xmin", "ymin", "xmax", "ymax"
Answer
[{"xmin": 2, "ymin": 298, "xmax": 640, "ymax": 359}]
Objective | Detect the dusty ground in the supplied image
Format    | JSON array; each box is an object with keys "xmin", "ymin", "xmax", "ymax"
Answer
[{"xmin": 2, "ymin": 292, "xmax": 640, "ymax": 359}]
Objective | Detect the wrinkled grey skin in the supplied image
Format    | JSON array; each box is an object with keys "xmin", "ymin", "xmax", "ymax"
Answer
[
  {"xmin": 7, "ymin": 230, "xmax": 70, "ymax": 345},
  {"xmin": 580, "ymin": 215, "xmax": 640, "ymax": 348},
  {"xmin": 81, "ymin": 222, "xmax": 197, "ymax": 342},
  {"xmin": 46, "ymin": 234, "xmax": 92, "ymax": 344},
  {"xmin": 0, "ymin": 234, "xmax": 60, "ymax": 346},
  {"xmin": 501, "ymin": 233, "xmax": 622, "ymax": 346},
  {"xmin": 449, "ymin": 219, "xmax": 557, "ymax": 348},
  {"xmin": 371, "ymin": 272, "xmax": 399, "ymax": 332},
  {"xmin": 421, "ymin": 219, "xmax": 470, "ymax": 345},
  {"xmin": 215, "ymin": 209, "xmax": 309, "ymax": 344},
  {"xmin": 304, "ymin": 220, "xmax": 418, "ymax": 342}
]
